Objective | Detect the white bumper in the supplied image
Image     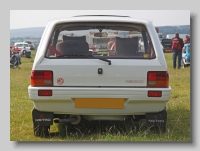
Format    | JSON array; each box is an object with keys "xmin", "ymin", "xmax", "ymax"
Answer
[{"xmin": 28, "ymin": 86, "xmax": 171, "ymax": 115}]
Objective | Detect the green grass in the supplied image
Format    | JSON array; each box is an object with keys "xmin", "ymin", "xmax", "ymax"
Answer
[{"xmin": 10, "ymin": 51, "xmax": 190, "ymax": 141}]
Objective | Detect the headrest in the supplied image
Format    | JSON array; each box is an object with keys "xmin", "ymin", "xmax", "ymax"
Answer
[
  {"xmin": 62, "ymin": 35, "xmax": 86, "ymax": 42},
  {"xmin": 56, "ymin": 40, "xmax": 91, "ymax": 56},
  {"xmin": 115, "ymin": 37, "xmax": 138, "ymax": 56}
]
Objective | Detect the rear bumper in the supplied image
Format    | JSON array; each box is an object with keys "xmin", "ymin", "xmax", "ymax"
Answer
[
  {"xmin": 28, "ymin": 86, "xmax": 171, "ymax": 115},
  {"xmin": 163, "ymin": 48, "xmax": 172, "ymax": 52}
]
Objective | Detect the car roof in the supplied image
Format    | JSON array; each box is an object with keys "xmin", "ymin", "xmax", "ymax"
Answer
[
  {"xmin": 14, "ymin": 42, "xmax": 29, "ymax": 45},
  {"xmin": 48, "ymin": 15, "xmax": 152, "ymax": 25}
]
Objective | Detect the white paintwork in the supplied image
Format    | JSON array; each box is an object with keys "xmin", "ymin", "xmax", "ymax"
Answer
[
  {"xmin": 28, "ymin": 16, "xmax": 171, "ymax": 120},
  {"xmin": 29, "ymin": 86, "xmax": 171, "ymax": 115},
  {"xmin": 35, "ymin": 58, "xmax": 167, "ymax": 87}
]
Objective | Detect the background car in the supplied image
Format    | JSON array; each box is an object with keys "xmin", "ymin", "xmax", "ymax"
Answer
[
  {"xmin": 10, "ymin": 46, "xmax": 15, "ymax": 54},
  {"xmin": 182, "ymin": 43, "xmax": 190, "ymax": 68},
  {"xmin": 14, "ymin": 42, "xmax": 31, "ymax": 56},
  {"xmin": 23, "ymin": 41, "xmax": 35, "ymax": 50},
  {"xmin": 161, "ymin": 39, "xmax": 172, "ymax": 53},
  {"xmin": 10, "ymin": 45, "xmax": 20, "ymax": 52}
]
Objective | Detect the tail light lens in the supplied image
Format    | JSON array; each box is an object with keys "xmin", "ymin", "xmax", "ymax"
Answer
[
  {"xmin": 15, "ymin": 47, "xmax": 20, "ymax": 51},
  {"xmin": 147, "ymin": 71, "xmax": 169, "ymax": 87},
  {"xmin": 31, "ymin": 70, "xmax": 53, "ymax": 86},
  {"xmin": 148, "ymin": 91, "xmax": 162, "ymax": 97},
  {"xmin": 38, "ymin": 90, "xmax": 52, "ymax": 96}
]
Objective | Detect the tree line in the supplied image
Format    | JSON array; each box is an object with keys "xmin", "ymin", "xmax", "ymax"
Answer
[{"xmin": 157, "ymin": 25, "xmax": 190, "ymax": 39}]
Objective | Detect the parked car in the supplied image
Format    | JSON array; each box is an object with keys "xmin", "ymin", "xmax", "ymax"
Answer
[
  {"xmin": 14, "ymin": 42, "xmax": 31, "ymax": 56},
  {"xmin": 182, "ymin": 43, "xmax": 190, "ymax": 68},
  {"xmin": 10, "ymin": 45, "xmax": 20, "ymax": 53},
  {"xmin": 28, "ymin": 15, "xmax": 171, "ymax": 137},
  {"xmin": 10, "ymin": 46, "xmax": 15, "ymax": 55},
  {"xmin": 23, "ymin": 41, "xmax": 35, "ymax": 50},
  {"xmin": 161, "ymin": 39, "xmax": 172, "ymax": 53}
]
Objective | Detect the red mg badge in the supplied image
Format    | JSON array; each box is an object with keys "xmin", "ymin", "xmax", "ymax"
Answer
[{"xmin": 57, "ymin": 78, "xmax": 64, "ymax": 85}]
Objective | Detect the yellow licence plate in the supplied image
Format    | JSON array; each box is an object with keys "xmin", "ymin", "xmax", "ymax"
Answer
[{"xmin": 75, "ymin": 98, "xmax": 124, "ymax": 109}]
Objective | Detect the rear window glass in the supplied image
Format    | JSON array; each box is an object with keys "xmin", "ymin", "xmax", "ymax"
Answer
[
  {"xmin": 16, "ymin": 44, "xmax": 29, "ymax": 47},
  {"xmin": 162, "ymin": 39, "xmax": 171, "ymax": 43},
  {"xmin": 16, "ymin": 44, "xmax": 23, "ymax": 47},
  {"xmin": 45, "ymin": 22, "xmax": 156, "ymax": 59}
]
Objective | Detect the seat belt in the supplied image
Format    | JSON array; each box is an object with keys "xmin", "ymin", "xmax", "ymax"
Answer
[{"xmin": 48, "ymin": 45, "xmax": 62, "ymax": 56}]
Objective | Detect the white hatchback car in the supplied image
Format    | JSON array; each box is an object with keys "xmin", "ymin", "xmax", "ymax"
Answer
[
  {"xmin": 14, "ymin": 42, "xmax": 31, "ymax": 56},
  {"xmin": 28, "ymin": 15, "xmax": 171, "ymax": 137}
]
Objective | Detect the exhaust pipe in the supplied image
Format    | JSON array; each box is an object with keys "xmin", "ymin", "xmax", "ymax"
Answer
[{"xmin": 54, "ymin": 115, "xmax": 81, "ymax": 125}]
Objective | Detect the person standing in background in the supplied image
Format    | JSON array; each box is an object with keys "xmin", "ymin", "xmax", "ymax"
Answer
[
  {"xmin": 171, "ymin": 33, "xmax": 184, "ymax": 69},
  {"xmin": 184, "ymin": 35, "xmax": 190, "ymax": 44}
]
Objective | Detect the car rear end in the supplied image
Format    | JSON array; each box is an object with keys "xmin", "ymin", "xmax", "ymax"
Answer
[
  {"xmin": 28, "ymin": 16, "xmax": 171, "ymax": 136},
  {"xmin": 29, "ymin": 44, "xmax": 35, "ymax": 50},
  {"xmin": 24, "ymin": 41, "xmax": 35, "ymax": 50},
  {"xmin": 162, "ymin": 39, "xmax": 172, "ymax": 52}
]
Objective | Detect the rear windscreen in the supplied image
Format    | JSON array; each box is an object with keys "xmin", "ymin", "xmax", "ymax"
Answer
[
  {"xmin": 162, "ymin": 39, "xmax": 172, "ymax": 43},
  {"xmin": 45, "ymin": 22, "xmax": 156, "ymax": 59}
]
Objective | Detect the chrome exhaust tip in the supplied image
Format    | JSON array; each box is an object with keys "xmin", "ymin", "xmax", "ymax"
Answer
[{"xmin": 69, "ymin": 115, "xmax": 81, "ymax": 125}]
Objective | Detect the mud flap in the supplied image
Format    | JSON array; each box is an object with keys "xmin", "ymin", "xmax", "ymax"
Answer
[
  {"xmin": 145, "ymin": 108, "xmax": 167, "ymax": 129},
  {"xmin": 32, "ymin": 108, "xmax": 54, "ymax": 126}
]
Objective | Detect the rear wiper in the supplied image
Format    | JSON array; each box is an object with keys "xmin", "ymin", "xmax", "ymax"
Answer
[
  {"xmin": 86, "ymin": 54, "xmax": 111, "ymax": 65},
  {"xmin": 57, "ymin": 54, "xmax": 112, "ymax": 65},
  {"xmin": 96, "ymin": 57, "xmax": 111, "ymax": 65}
]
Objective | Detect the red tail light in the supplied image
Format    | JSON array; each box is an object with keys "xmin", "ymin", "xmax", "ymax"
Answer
[
  {"xmin": 31, "ymin": 70, "xmax": 53, "ymax": 86},
  {"xmin": 148, "ymin": 91, "xmax": 162, "ymax": 97},
  {"xmin": 147, "ymin": 71, "xmax": 169, "ymax": 87},
  {"xmin": 38, "ymin": 90, "xmax": 52, "ymax": 96},
  {"xmin": 15, "ymin": 47, "xmax": 20, "ymax": 51}
]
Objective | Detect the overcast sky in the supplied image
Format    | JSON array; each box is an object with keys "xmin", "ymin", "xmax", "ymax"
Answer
[{"xmin": 10, "ymin": 10, "xmax": 190, "ymax": 29}]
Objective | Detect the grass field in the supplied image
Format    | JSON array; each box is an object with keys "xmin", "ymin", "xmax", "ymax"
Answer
[{"xmin": 10, "ymin": 51, "xmax": 190, "ymax": 141}]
